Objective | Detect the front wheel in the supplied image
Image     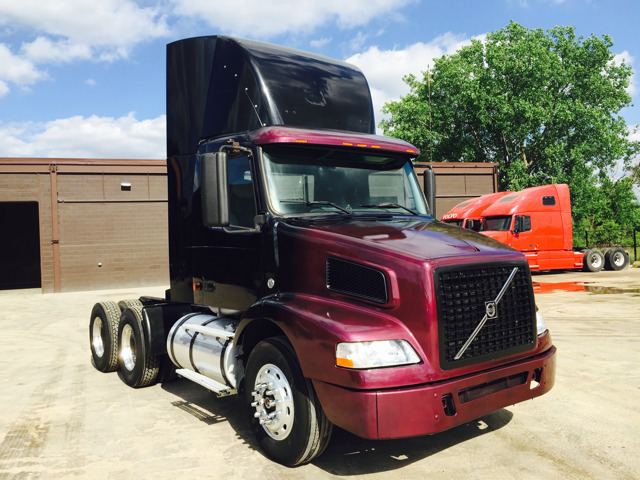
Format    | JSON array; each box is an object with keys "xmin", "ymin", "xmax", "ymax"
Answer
[
  {"xmin": 117, "ymin": 306, "xmax": 159, "ymax": 388},
  {"xmin": 245, "ymin": 337, "xmax": 332, "ymax": 466}
]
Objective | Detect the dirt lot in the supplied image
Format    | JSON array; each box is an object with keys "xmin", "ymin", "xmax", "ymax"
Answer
[{"xmin": 1, "ymin": 268, "xmax": 639, "ymax": 479}]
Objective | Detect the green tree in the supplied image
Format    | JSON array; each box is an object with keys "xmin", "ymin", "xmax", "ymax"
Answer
[{"xmin": 382, "ymin": 21, "xmax": 640, "ymax": 234}]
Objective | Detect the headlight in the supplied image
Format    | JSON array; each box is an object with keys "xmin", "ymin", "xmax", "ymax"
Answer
[
  {"xmin": 336, "ymin": 340, "xmax": 420, "ymax": 369},
  {"xmin": 536, "ymin": 306, "xmax": 547, "ymax": 336}
]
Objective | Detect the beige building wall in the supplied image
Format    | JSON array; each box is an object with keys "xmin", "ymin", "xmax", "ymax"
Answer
[{"xmin": 0, "ymin": 159, "xmax": 168, "ymax": 293}]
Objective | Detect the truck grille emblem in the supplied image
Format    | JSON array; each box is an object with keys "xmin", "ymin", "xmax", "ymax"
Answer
[
  {"xmin": 485, "ymin": 301, "xmax": 497, "ymax": 319},
  {"xmin": 454, "ymin": 267, "xmax": 519, "ymax": 360}
]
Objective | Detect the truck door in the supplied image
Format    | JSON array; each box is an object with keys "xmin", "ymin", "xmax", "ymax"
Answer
[
  {"xmin": 510, "ymin": 214, "xmax": 549, "ymax": 270},
  {"xmin": 193, "ymin": 153, "xmax": 263, "ymax": 311}
]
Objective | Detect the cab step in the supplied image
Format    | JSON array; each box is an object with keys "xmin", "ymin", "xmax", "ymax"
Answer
[{"xmin": 175, "ymin": 368, "xmax": 237, "ymax": 397}]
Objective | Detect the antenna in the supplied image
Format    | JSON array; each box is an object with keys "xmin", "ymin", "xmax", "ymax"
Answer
[{"xmin": 245, "ymin": 88, "xmax": 265, "ymax": 127}]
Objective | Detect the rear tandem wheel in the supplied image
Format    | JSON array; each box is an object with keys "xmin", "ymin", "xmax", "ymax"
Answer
[
  {"xmin": 89, "ymin": 301, "xmax": 121, "ymax": 372},
  {"xmin": 604, "ymin": 247, "xmax": 629, "ymax": 271},
  {"xmin": 117, "ymin": 305, "xmax": 159, "ymax": 388},
  {"xmin": 583, "ymin": 248, "xmax": 604, "ymax": 272}
]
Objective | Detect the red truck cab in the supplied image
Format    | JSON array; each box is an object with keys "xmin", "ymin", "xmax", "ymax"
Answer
[{"xmin": 479, "ymin": 184, "xmax": 583, "ymax": 271}]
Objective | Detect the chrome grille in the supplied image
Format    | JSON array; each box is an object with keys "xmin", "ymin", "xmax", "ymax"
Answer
[{"xmin": 435, "ymin": 262, "xmax": 536, "ymax": 370}]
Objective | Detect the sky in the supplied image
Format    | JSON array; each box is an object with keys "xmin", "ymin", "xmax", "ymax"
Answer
[{"xmin": 0, "ymin": 0, "xmax": 638, "ymax": 161}]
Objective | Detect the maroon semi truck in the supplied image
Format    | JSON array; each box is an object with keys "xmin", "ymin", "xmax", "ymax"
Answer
[{"xmin": 88, "ymin": 36, "xmax": 556, "ymax": 466}]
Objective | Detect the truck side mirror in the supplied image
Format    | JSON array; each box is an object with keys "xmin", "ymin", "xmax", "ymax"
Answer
[
  {"xmin": 422, "ymin": 166, "xmax": 436, "ymax": 217},
  {"xmin": 201, "ymin": 152, "xmax": 230, "ymax": 227}
]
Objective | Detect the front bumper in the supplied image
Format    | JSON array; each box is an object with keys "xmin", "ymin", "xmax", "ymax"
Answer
[{"xmin": 312, "ymin": 345, "xmax": 556, "ymax": 439}]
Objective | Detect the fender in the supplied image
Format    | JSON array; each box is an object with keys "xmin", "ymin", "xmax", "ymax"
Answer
[
  {"xmin": 236, "ymin": 293, "xmax": 432, "ymax": 391},
  {"xmin": 141, "ymin": 303, "xmax": 193, "ymax": 356}
]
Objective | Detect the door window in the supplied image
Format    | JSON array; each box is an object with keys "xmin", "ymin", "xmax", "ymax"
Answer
[{"xmin": 227, "ymin": 155, "xmax": 256, "ymax": 227}]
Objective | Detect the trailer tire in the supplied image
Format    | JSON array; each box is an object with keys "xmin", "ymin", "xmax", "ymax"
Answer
[
  {"xmin": 583, "ymin": 248, "xmax": 604, "ymax": 272},
  {"xmin": 245, "ymin": 336, "xmax": 333, "ymax": 467},
  {"xmin": 117, "ymin": 306, "xmax": 159, "ymax": 388},
  {"xmin": 604, "ymin": 247, "xmax": 629, "ymax": 271},
  {"xmin": 90, "ymin": 301, "xmax": 121, "ymax": 372}
]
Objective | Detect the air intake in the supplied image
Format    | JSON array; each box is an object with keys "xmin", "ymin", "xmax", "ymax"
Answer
[{"xmin": 326, "ymin": 257, "xmax": 388, "ymax": 304}]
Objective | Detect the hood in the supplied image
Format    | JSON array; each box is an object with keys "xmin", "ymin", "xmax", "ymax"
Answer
[{"xmin": 281, "ymin": 216, "xmax": 517, "ymax": 262}]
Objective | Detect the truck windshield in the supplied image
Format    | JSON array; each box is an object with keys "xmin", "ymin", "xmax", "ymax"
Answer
[
  {"xmin": 262, "ymin": 145, "xmax": 428, "ymax": 216},
  {"xmin": 482, "ymin": 215, "xmax": 513, "ymax": 231}
]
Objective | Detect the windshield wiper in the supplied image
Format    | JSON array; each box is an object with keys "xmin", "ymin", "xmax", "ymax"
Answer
[
  {"xmin": 280, "ymin": 200, "xmax": 352, "ymax": 214},
  {"xmin": 357, "ymin": 203, "xmax": 418, "ymax": 215}
]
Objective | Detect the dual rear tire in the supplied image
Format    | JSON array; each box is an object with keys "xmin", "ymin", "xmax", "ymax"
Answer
[
  {"xmin": 583, "ymin": 247, "xmax": 629, "ymax": 272},
  {"xmin": 583, "ymin": 248, "xmax": 604, "ymax": 272},
  {"xmin": 89, "ymin": 300, "xmax": 165, "ymax": 388},
  {"xmin": 116, "ymin": 305, "xmax": 159, "ymax": 388},
  {"xmin": 604, "ymin": 247, "xmax": 629, "ymax": 271},
  {"xmin": 90, "ymin": 301, "xmax": 121, "ymax": 372}
]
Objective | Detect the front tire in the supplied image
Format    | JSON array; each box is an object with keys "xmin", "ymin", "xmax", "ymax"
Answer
[
  {"xmin": 245, "ymin": 337, "xmax": 332, "ymax": 466},
  {"xmin": 117, "ymin": 306, "xmax": 159, "ymax": 388},
  {"xmin": 90, "ymin": 301, "xmax": 121, "ymax": 372}
]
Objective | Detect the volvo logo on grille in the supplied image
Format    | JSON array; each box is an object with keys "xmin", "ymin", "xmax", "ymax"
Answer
[
  {"xmin": 485, "ymin": 301, "xmax": 498, "ymax": 319},
  {"xmin": 454, "ymin": 267, "xmax": 519, "ymax": 360}
]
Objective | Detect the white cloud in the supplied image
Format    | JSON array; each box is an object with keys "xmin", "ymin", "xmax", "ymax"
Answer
[
  {"xmin": 0, "ymin": 43, "xmax": 47, "ymax": 94},
  {"xmin": 0, "ymin": 0, "xmax": 169, "ymax": 54},
  {"xmin": 349, "ymin": 32, "xmax": 369, "ymax": 52},
  {"xmin": 0, "ymin": 114, "xmax": 166, "ymax": 159},
  {"xmin": 346, "ymin": 33, "xmax": 479, "ymax": 127},
  {"xmin": 21, "ymin": 37, "xmax": 92, "ymax": 64},
  {"xmin": 0, "ymin": 122, "xmax": 37, "ymax": 155},
  {"xmin": 613, "ymin": 50, "xmax": 636, "ymax": 96},
  {"xmin": 170, "ymin": 0, "xmax": 414, "ymax": 38},
  {"xmin": 0, "ymin": 0, "xmax": 170, "ymax": 94},
  {"xmin": 310, "ymin": 37, "xmax": 332, "ymax": 49}
]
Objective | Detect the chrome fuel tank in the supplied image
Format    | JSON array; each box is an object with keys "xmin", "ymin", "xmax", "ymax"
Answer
[{"xmin": 167, "ymin": 313, "xmax": 240, "ymax": 388}]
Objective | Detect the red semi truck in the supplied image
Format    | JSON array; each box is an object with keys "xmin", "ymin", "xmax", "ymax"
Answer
[
  {"xmin": 89, "ymin": 36, "xmax": 556, "ymax": 466},
  {"xmin": 441, "ymin": 191, "xmax": 511, "ymax": 231},
  {"xmin": 443, "ymin": 183, "xmax": 630, "ymax": 272}
]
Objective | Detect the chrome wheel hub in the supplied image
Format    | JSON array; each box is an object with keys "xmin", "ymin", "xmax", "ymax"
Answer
[
  {"xmin": 613, "ymin": 252, "xmax": 625, "ymax": 267},
  {"xmin": 121, "ymin": 324, "xmax": 137, "ymax": 371},
  {"xmin": 251, "ymin": 363, "xmax": 294, "ymax": 440},
  {"xmin": 92, "ymin": 317, "xmax": 104, "ymax": 358}
]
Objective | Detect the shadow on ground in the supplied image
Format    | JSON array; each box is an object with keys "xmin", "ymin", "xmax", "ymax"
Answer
[
  {"xmin": 314, "ymin": 409, "xmax": 512, "ymax": 475},
  {"xmin": 161, "ymin": 378, "xmax": 513, "ymax": 474}
]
